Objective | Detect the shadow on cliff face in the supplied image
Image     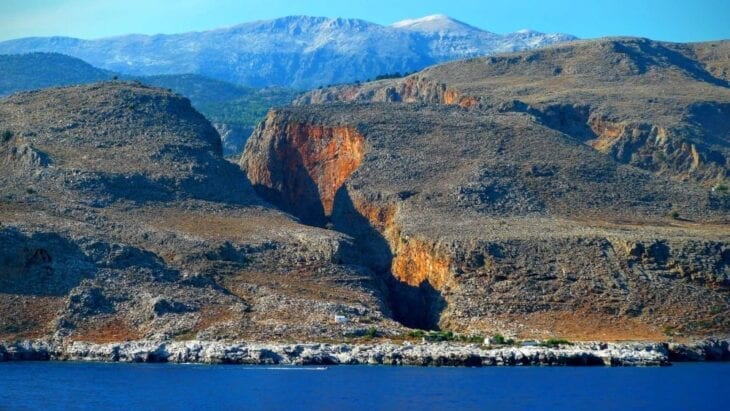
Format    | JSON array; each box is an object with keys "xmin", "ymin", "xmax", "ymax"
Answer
[
  {"xmin": 0, "ymin": 228, "xmax": 96, "ymax": 296},
  {"xmin": 250, "ymin": 147, "xmax": 327, "ymax": 227},
  {"xmin": 331, "ymin": 187, "xmax": 446, "ymax": 330}
]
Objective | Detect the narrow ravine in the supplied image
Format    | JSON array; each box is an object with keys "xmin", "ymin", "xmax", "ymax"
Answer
[{"xmin": 240, "ymin": 114, "xmax": 451, "ymax": 330}]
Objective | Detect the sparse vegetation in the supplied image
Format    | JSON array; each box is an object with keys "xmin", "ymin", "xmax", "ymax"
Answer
[
  {"xmin": 374, "ymin": 71, "xmax": 415, "ymax": 81},
  {"xmin": 173, "ymin": 330, "xmax": 198, "ymax": 341},
  {"xmin": 408, "ymin": 329, "xmax": 425, "ymax": 338},
  {"xmin": 541, "ymin": 338, "xmax": 573, "ymax": 347},
  {"xmin": 457, "ymin": 334, "xmax": 485, "ymax": 344},
  {"xmin": 662, "ymin": 325, "xmax": 677, "ymax": 336},
  {"xmin": 709, "ymin": 305, "xmax": 724, "ymax": 315},
  {"xmin": 403, "ymin": 329, "xmax": 484, "ymax": 343},
  {"xmin": 424, "ymin": 330, "xmax": 454, "ymax": 341},
  {"xmin": 489, "ymin": 333, "xmax": 516, "ymax": 345}
]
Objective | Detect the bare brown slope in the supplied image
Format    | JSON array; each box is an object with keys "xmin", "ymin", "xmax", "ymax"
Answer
[
  {"xmin": 241, "ymin": 103, "xmax": 730, "ymax": 340},
  {"xmin": 296, "ymin": 38, "xmax": 730, "ymax": 185}
]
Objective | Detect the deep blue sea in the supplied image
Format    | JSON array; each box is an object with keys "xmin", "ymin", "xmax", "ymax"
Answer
[{"xmin": 0, "ymin": 362, "xmax": 727, "ymax": 410}]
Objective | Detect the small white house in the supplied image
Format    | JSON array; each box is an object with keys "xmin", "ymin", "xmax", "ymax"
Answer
[{"xmin": 334, "ymin": 315, "xmax": 348, "ymax": 324}]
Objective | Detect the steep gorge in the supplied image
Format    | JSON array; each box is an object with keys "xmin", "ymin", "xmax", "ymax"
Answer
[{"xmin": 241, "ymin": 114, "xmax": 452, "ymax": 330}]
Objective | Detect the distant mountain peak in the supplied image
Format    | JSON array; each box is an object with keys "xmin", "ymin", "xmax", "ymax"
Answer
[{"xmin": 391, "ymin": 14, "xmax": 480, "ymax": 33}]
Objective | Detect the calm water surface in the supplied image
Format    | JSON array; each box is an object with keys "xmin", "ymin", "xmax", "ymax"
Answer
[{"xmin": 0, "ymin": 362, "xmax": 727, "ymax": 410}]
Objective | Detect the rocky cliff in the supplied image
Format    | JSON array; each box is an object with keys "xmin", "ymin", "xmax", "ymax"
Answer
[
  {"xmin": 296, "ymin": 38, "xmax": 730, "ymax": 185},
  {"xmin": 241, "ymin": 101, "xmax": 729, "ymax": 340}
]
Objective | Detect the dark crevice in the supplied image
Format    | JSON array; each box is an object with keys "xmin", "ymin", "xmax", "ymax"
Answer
[{"xmin": 330, "ymin": 186, "xmax": 446, "ymax": 330}]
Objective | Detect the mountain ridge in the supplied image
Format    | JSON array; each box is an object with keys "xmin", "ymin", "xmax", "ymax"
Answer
[
  {"xmin": 0, "ymin": 15, "xmax": 576, "ymax": 89},
  {"xmin": 0, "ymin": 53, "xmax": 296, "ymax": 156}
]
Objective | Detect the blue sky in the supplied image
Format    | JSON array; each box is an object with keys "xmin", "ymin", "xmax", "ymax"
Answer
[{"xmin": 1, "ymin": 0, "xmax": 728, "ymax": 42}]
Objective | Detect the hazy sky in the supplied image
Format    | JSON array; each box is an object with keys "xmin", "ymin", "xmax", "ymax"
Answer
[{"xmin": 1, "ymin": 0, "xmax": 728, "ymax": 42}]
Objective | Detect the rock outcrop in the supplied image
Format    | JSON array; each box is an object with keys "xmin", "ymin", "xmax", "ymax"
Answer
[
  {"xmin": 7, "ymin": 338, "xmax": 712, "ymax": 366},
  {"xmin": 4, "ymin": 337, "xmax": 727, "ymax": 366}
]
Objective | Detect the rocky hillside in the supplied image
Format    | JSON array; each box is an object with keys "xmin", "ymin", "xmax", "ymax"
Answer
[
  {"xmin": 0, "ymin": 15, "xmax": 575, "ymax": 88},
  {"xmin": 138, "ymin": 74, "xmax": 296, "ymax": 156},
  {"xmin": 242, "ymin": 43, "xmax": 730, "ymax": 339},
  {"xmin": 297, "ymin": 38, "xmax": 730, "ymax": 185},
  {"xmin": 0, "ymin": 83, "xmax": 402, "ymax": 343}
]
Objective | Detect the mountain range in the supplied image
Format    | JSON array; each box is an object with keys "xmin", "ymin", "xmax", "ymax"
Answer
[{"xmin": 0, "ymin": 15, "xmax": 576, "ymax": 89}]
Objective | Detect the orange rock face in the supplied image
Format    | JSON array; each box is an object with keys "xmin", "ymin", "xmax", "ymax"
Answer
[
  {"xmin": 391, "ymin": 238, "xmax": 453, "ymax": 289},
  {"xmin": 442, "ymin": 89, "xmax": 460, "ymax": 105},
  {"xmin": 244, "ymin": 118, "xmax": 367, "ymax": 222},
  {"xmin": 350, "ymin": 195, "xmax": 453, "ymax": 291},
  {"xmin": 282, "ymin": 123, "xmax": 366, "ymax": 215},
  {"xmin": 442, "ymin": 88, "xmax": 478, "ymax": 108}
]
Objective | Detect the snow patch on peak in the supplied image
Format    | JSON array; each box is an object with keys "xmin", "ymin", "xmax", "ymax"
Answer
[
  {"xmin": 392, "ymin": 14, "xmax": 449, "ymax": 27},
  {"xmin": 514, "ymin": 29, "xmax": 546, "ymax": 36},
  {"xmin": 391, "ymin": 15, "xmax": 479, "ymax": 33}
]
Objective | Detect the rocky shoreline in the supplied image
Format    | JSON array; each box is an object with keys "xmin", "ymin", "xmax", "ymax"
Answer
[{"xmin": 1, "ymin": 339, "xmax": 728, "ymax": 366}]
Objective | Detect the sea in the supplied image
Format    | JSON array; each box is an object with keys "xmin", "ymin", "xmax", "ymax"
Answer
[{"xmin": 0, "ymin": 362, "xmax": 727, "ymax": 410}]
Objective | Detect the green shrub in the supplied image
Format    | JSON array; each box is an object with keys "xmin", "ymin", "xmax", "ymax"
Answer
[
  {"xmin": 424, "ymin": 330, "xmax": 455, "ymax": 342},
  {"xmin": 492, "ymin": 333, "xmax": 506, "ymax": 344},
  {"xmin": 541, "ymin": 338, "xmax": 573, "ymax": 347},
  {"xmin": 2, "ymin": 129, "xmax": 12, "ymax": 142},
  {"xmin": 714, "ymin": 183, "xmax": 728, "ymax": 193},
  {"xmin": 408, "ymin": 329, "xmax": 425, "ymax": 338},
  {"xmin": 669, "ymin": 210, "xmax": 680, "ymax": 220},
  {"xmin": 365, "ymin": 327, "xmax": 378, "ymax": 338},
  {"xmin": 709, "ymin": 305, "xmax": 724, "ymax": 315},
  {"xmin": 458, "ymin": 334, "xmax": 485, "ymax": 343}
]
